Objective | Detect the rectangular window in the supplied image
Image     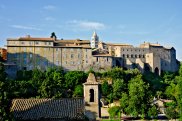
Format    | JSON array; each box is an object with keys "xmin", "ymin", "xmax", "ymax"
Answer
[
  {"xmin": 71, "ymin": 54, "xmax": 74, "ymax": 58},
  {"xmin": 35, "ymin": 41, "xmax": 39, "ymax": 45},
  {"xmin": 29, "ymin": 41, "xmax": 33, "ymax": 45},
  {"xmin": 21, "ymin": 41, "xmax": 24, "ymax": 44},
  {"xmin": 49, "ymin": 42, "xmax": 51, "ymax": 45},
  {"xmin": 97, "ymin": 57, "xmax": 99, "ymax": 62}
]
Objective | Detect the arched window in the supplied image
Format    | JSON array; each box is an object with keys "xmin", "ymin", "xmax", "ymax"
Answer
[
  {"xmin": 89, "ymin": 89, "xmax": 94, "ymax": 102},
  {"xmin": 154, "ymin": 67, "xmax": 159, "ymax": 75}
]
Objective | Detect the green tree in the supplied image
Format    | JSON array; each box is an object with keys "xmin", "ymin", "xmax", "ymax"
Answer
[
  {"xmin": 73, "ymin": 85, "xmax": 83, "ymax": 97},
  {"xmin": 120, "ymin": 92, "xmax": 128, "ymax": 114},
  {"xmin": 165, "ymin": 102, "xmax": 178, "ymax": 120},
  {"xmin": 108, "ymin": 106, "xmax": 121, "ymax": 120},
  {"xmin": 0, "ymin": 63, "xmax": 14, "ymax": 120},
  {"xmin": 64, "ymin": 71, "xmax": 87, "ymax": 90},
  {"xmin": 106, "ymin": 67, "xmax": 124, "ymax": 80},
  {"xmin": 39, "ymin": 68, "xmax": 64, "ymax": 98},
  {"xmin": 148, "ymin": 105, "xmax": 158, "ymax": 119},
  {"xmin": 120, "ymin": 75, "xmax": 150, "ymax": 117},
  {"xmin": 112, "ymin": 79, "xmax": 125, "ymax": 99},
  {"xmin": 101, "ymin": 80, "xmax": 110, "ymax": 97}
]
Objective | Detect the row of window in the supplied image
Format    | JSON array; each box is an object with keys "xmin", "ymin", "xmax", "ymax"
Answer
[
  {"xmin": 15, "ymin": 47, "xmax": 85, "ymax": 52},
  {"xmin": 122, "ymin": 49, "xmax": 146, "ymax": 52},
  {"xmin": 123, "ymin": 54, "xmax": 145, "ymax": 58},
  {"xmin": 96, "ymin": 57, "xmax": 109, "ymax": 62},
  {"xmin": 20, "ymin": 41, "xmax": 52, "ymax": 45}
]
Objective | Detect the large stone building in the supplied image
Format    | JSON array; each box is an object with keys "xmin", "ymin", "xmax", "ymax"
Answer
[{"xmin": 6, "ymin": 32, "xmax": 179, "ymax": 76}]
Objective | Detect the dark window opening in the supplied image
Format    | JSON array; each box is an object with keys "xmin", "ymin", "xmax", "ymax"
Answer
[
  {"xmin": 23, "ymin": 67, "xmax": 27, "ymax": 70},
  {"xmin": 154, "ymin": 67, "xmax": 159, "ymax": 75},
  {"xmin": 90, "ymin": 89, "xmax": 94, "ymax": 102}
]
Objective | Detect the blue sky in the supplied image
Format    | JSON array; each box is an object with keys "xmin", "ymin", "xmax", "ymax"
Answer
[{"xmin": 0, "ymin": 0, "xmax": 182, "ymax": 60}]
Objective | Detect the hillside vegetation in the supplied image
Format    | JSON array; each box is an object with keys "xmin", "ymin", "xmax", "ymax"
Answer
[{"xmin": 1, "ymin": 63, "xmax": 182, "ymax": 120}]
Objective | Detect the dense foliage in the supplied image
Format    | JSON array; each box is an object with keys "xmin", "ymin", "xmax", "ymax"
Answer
[{"xmin": 1, "ymin": 63, "xmax": 182, "ymax": 120}]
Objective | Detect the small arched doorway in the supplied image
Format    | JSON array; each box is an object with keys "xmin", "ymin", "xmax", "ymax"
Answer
[
  {"xmin": 89, "ymin": 89, "xmax": 94, "ymax": 102},
  {"xmin": 154, "ymin": 67, "xmax": 159, "ymax": 75}
]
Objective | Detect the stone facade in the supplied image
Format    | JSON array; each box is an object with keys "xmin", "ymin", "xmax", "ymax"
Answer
[
  {"xmin": 6, "ymin": 32, "xmax": 179, "ymax": 76},
  {"xmin": 83, "ymin": 73, "xmax": 101, "ymax": 120}
]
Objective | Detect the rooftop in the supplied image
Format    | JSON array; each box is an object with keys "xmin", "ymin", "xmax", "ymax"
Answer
[{"xmin": 11, "ymin": 98, "xmax": 85, "ymax": 120}]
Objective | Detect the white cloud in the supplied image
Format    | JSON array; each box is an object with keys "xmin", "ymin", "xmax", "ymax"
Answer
[
  {"xmin": 45, "ymin": 17, "xmax": 56, "ymax": 21},
  {"xmin": 11, "ymin": 25, "xmax": 42, "ymax": 31},
  {"xmin": 67, "ymin": 20, "xmax": 106, "ymax": 31},
  {"xmin": 43, "ymin": 5, "xmax": 56, "ymax": 10}
]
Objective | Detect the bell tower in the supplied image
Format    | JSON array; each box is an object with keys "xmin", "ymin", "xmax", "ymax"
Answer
[
  {"xmin": 84, "ymin": 73, "xmax": 100, "ymax": 120},
  {"xmin": 91, "ymin": 31, "xmax": 99, "ymax": 48}
]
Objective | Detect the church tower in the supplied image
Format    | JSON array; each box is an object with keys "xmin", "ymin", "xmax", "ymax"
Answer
[
  {"xmin": 84, "ymin": 73, "xmax": 101, "ymax": 120},
  {"xmin": 91, "ymin": 31, "xmax": 99, "ymax": 48}
]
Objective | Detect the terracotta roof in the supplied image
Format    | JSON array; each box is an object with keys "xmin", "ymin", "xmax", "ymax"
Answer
[
  {"xmin": 55, "ymin": 39, "xmax": 90, "ymax": 44},
  {"xmin": 7, "ymin": 37, "xmax": 55, "ymax": 41},
  {"xmin": 19, "ymin": 37, "xmax": 55, "ymax": 41},
  {"xmin": 11, "ymin": 98, "xmax": 85, "ymax": 120}
]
